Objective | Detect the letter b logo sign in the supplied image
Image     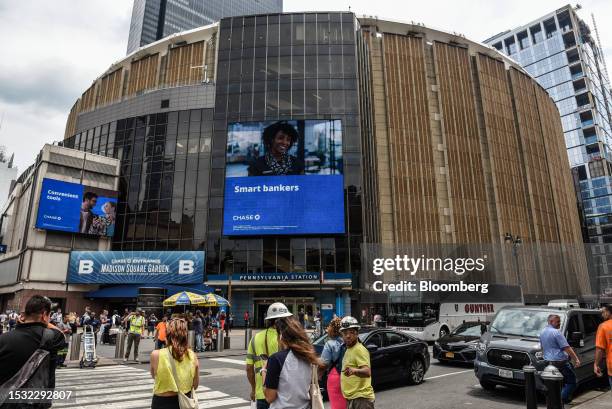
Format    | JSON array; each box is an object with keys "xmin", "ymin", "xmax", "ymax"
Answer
[
  {"xmin": 79, "ymin": 260, "xmax": 94, "ymax": 274},
  {"xmin": 179, "ymin": 260, "xmax": 194, "ymax": 275}
]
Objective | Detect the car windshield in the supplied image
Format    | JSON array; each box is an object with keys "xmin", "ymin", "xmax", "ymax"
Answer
[
  {"xmin": 490, "ymin": 309, "xmax": 565, "ymax": 337},
  {"xmin": 451, "ymin": 323, "xmax": 483, "ymax": 337}
]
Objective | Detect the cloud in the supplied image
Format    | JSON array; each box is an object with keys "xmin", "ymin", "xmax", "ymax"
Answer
[
  {"xmin": 0, "ymin": 0, "xmax": 132, "ymax": 171},
  {"xmin": 2, "ymin": 0, "xmax": 612, "ymax": 174}
]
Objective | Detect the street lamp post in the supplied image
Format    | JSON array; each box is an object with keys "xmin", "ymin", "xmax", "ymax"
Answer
[
  {"xmin": 318, "ymin": 270, "xmax": 324, "ymax": 336},
  {"xmin": 504, "ymin": 233, "xmax": 524, "ymax": 303},
  {"xmin": 226, "ymin": 258, "xmax": 234, "ymax": 314}
]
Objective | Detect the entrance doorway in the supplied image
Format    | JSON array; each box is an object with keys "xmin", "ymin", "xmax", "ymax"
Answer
[{"xmin": 253, "ymin": 297, "xmax": 317, "ymax": 328}]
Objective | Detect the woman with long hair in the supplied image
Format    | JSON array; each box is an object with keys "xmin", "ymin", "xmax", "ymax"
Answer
[
  {"xmin": 150, "ymin": 318, "xmax": 199, "ymax": 409},
  {"xmin": 319, "ymin": 317, "xmax": 346, "ymax": 409},
  {"xmin": 262, "ymin": 317, "xmax": 324, "ymax": 409}
]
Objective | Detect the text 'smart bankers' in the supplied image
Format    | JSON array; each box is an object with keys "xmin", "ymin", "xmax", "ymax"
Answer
[{"xmin": 233, "ymin": 184, "xmax": 300, "ymax": 193}]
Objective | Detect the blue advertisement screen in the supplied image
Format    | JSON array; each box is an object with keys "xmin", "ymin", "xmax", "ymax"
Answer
[
  {"xmin": 67, "ymin": 251, "xmax": 205, "ymax": 284},
  {"xmin": 35, "ymin": 178, "xmax": 118, "ymax": 237},
  {"xmin": 223, "ymin": 120, "xmax": 345, "ymax": 235}
]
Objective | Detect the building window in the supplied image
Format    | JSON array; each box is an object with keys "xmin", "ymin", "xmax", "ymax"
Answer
[
  {"xmin": 504, "ymin": 37, "xmax": 517, "ymax": 55},
  {"xmin": 530, "ymin": 24, "xmax": 543, "ymax": 44},
  {"xmin": 543, "ymin": 17, "xmax": 557, "ymax": 39},
  {"xmin": 517, "ymin": 31, "xmax": 529, "ymax": 50}
]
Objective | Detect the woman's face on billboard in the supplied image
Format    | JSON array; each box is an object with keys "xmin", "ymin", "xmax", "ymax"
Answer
[
  {"xmin": 271, "ymin": 130, "xmax": 292, "ymax": 156},
  {"xmin": 103, "ymin": 202, "xmax": 115, "ymax": 215}
]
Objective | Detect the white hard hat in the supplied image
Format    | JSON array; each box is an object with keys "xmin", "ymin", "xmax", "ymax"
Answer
[
  {"xmin": 340, "ymin": 316, "xmax": 360, "ymax": 331},
  {"xmin": 265, "ymin": 302, "xmax": 293, "ymax": 320}
]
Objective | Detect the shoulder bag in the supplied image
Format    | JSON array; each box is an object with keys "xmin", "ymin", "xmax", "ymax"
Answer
[
  {"xmin": 167, "ymin": 349, "xmax": 198, "ymax": 409},
  {"xmin": 310, "ymin": 364, "xmax": 325, "ymax": 409}
]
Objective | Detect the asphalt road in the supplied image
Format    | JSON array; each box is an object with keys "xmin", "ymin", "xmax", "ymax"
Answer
[{"xmin": 57, "ymin": 345, "xmax": 609, "ymax": 409}]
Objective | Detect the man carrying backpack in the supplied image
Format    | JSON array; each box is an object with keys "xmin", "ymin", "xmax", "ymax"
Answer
[{"xmin": 0, "ymin": 295, "xmax": 65, "ymax": 388}]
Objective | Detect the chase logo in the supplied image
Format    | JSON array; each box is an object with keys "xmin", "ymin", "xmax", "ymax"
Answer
[{"xmin": 78, "ymin": 260, "xmax": 94, "ymax": 274}]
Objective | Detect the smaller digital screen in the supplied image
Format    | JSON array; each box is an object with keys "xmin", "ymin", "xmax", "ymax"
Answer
[{"xmin": 35, "ymin": 178, "xmax": 118, "ymax": 237}]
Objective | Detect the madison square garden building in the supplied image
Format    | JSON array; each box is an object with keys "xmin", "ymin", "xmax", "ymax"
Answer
[{"xmin": 60, "ymin": 12, "xmax": 596, "ymax": 325}]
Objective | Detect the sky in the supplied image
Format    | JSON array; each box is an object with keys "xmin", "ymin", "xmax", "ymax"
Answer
[{"xmin": 1, "ymin": 0, "xmax": 612, "ymax": 172}]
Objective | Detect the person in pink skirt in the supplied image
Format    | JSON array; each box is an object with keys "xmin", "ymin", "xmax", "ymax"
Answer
[{"xmin": 319, "ymin": 317, "xmax": 347, "ymax": 409}]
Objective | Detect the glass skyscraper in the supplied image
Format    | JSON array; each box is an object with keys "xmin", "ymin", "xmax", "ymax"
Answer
[
  {"xmin": 126, "ymin": 0, "xmax": 283, "ymax": 54},
  {"xmin": 484, "ymin": 5, "xmax": 612, "ymax": 245}
]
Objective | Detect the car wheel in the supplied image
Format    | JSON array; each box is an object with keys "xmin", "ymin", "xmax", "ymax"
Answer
[
  {"xmin": 479, "ymin": 380, "xmax": 496, "ymax": 391},
  {"xmin": 439, "ymin": 327, "xmax": 449, "ymax": 338},
  {"xmin": 407, "ymin": 358, "xmax": 426, "ymax": 385}
]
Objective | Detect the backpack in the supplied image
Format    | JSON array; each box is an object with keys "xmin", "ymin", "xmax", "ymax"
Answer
[
  {"xmin": 331, "ymin": 342, "xmax": 347, "ymax": 374},
  {"xmin": 0, "ymin": 328, "xmax": 56, "ymax": 409}
]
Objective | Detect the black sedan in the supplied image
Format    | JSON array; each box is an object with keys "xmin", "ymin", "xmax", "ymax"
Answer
[
  {"xmin": 313, "ymin": 326, "xmax": 430, "ymax": 386},
  {"xmin": 433, "ymin": 321, "xmax": 488, "ymax": 363}
]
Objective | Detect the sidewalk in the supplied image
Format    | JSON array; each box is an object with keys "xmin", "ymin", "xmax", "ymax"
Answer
[
  {"xmin": 65, "ymin": 329, "xmax": 253, "ymax": 367},
  {"xmin": 573, "ymin": 389, "xmax": 611, "ymax": 408}
]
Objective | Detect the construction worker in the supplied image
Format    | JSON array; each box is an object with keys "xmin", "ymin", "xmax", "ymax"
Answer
[
  {"xmin": 245, "ymin": 303, "xmax": 292, "ymax": 409},
  {"xmin": 340, "ymin": 316, "xmax": 375, "ymax": 409}
]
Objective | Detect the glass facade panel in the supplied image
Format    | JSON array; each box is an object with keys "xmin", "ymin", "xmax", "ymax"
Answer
[{"xmin": 209, "ymin": 12, "xmax": 362, "ymax": 279}]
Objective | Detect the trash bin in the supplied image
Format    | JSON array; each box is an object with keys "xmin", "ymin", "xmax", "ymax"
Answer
[{"xmin": 224, "ymin": 336, "xmax": 231, "ymax": 350}]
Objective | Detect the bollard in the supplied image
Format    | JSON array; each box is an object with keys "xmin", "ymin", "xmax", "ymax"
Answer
[
  {"xmin": 541, "ymin": 364, "xmax": 564, "ymax": 409},
  {"xmin": 523, "ymin": 365, "xmax": 537, "ymax": 409},
  {"xmin": 244, "ymin": 328, "xmax": 253, "ymax": 350},
  {"xmin": 69, "ymin": 333, "xmax": 82, "ymax": 361},
  {"xmin": 188, "ymin": 330, "xmax": 194, "ymax": 351},
  {"xmin": 217, "ymin": 330, "xmax": 224, "ymax": 352},
  {"xmin": 114, "ymin": 330, "xmax": 126, "ymax": 359}
]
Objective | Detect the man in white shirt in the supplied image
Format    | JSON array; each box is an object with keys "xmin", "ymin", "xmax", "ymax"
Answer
[{"xmin": 51, "ymin": 308, "xmax": 63, "ymax": 325}]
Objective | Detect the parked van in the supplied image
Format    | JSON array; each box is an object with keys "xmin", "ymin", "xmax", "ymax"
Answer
[{"xmin": 474, "ymin": 302, "xmax": 604, "ymax": 392}]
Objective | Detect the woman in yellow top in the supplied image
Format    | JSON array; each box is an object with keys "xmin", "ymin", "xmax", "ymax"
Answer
[{"xmin": 150, "ymin": 318, "xmax": 200, "ymax": 409}]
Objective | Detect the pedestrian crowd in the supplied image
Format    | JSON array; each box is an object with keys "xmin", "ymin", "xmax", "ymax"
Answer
[
  {"xmin": 538, "ymin": 304, "xmax": 612, "ymax": 405},
  {"xmin": 246, "ymin": 302, "xmax": 376, "ymax": 409},
  {"xmin": 0, "ymin": 296, "xmax": 611, "ymax": 409}
]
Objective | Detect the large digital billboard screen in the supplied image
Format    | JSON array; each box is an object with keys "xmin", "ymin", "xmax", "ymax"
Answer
[
  {"xmin": 223, "ymin": 119, "xmax": 345, "ymax": 235},
  {"xmin": 35, "ymin": 178, "xmax": 118, "ymax": 237}
]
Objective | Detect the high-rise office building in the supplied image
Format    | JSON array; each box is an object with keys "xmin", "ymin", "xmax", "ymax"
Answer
[
  {"xmin": 484, "ymin": 5, "xmax": 612, "ymax": 245},
  {"xmin": 126, "ymin": 0, "xmax": 283, "ymax": 54}
]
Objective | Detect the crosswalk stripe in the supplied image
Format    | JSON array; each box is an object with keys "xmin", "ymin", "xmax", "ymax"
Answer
[
  {"xmin": 59, "ymin": 365, "xmax": 141, "ymax": 373},
  {"xmin": 60, "ymin": 385, "xmax": 212, "ymax": 399},
  {"xmin": 199, "ymin": 397, "xmax": 249, "ymax": 408},
  {"xmin": 56, "ymin": 371, "xmax": 150, "ymax": 381},
  {"xmin": 57, "ymin": 369, "xmax": 149, "ymax": 379},
  {"xmin": 54, "ymin": 391, "xmax": 229, "ymax": 408},
  {"xmin": 209, "ymin": 358, "xmax": 245, "ymax": 366},
  {"xmin": 55, "ymin": 365, "xmax": 248, "ymax": 409},
  {"xmin": 57, "ymin": 379, "xmax": 154, "ymax": 390}
]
